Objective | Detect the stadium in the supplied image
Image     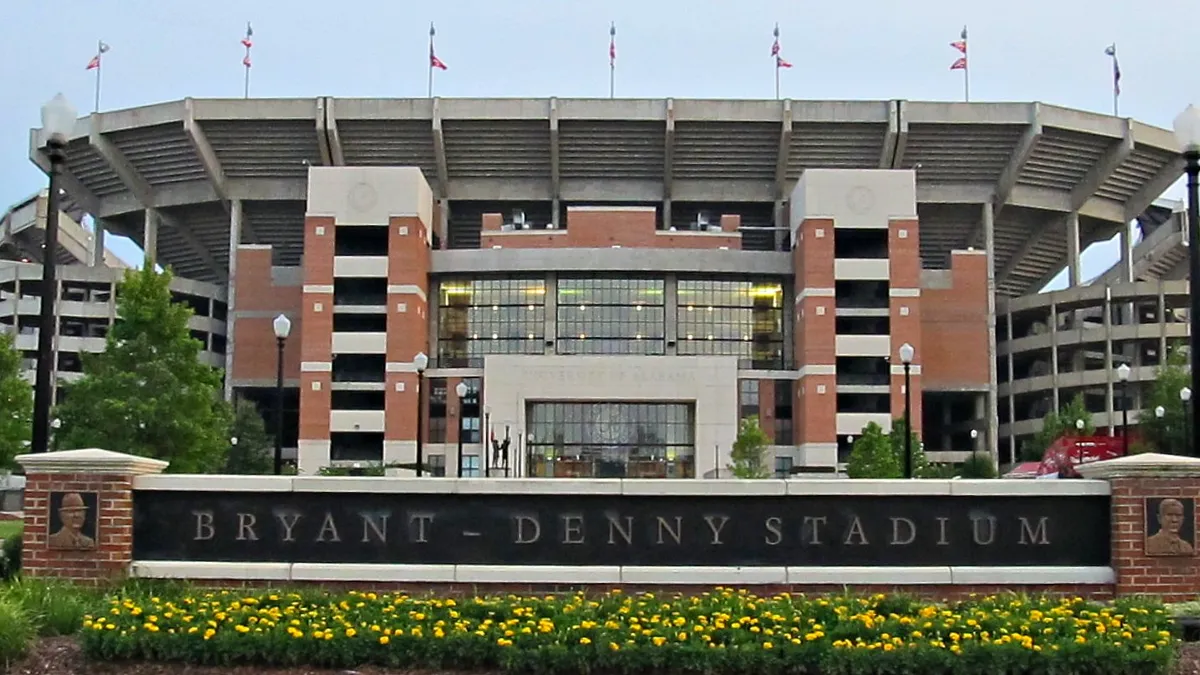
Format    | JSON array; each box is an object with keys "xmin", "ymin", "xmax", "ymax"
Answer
[{"xmin": 1, "ymin": 96, "xmax": 1189, "ymax": 476}]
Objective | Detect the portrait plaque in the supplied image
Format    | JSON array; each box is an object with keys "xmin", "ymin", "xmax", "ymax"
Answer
[
  {"xmin": 1144, "ymin": 497, "xmax": 1196, "ymax": 557},
  {"xmin": 47, "ymin": 491, "xmax": 98, "ymax": 551}
]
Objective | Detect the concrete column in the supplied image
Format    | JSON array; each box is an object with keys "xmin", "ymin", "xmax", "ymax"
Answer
[
  {"xmin": 1159, "ymin": 282, "xmax": 1168, "ymax": 362},
  {"xmin": 662, "ymin": 199, "xmax": 672, "ymax": 233},
  {"xmin": 437, "ymin": 198, "xmax": 450, "ymax": 250},
  {"xmin": 1104, "ymin": 288, "xmax": 1115, "ymax": 431},
  {"xmin": 1049, "ymin": 300, "xmax": 1060, "ymax": 412},
  {"xmin": 773, "ymin": 199, "xmax": 787, "ymax": 251},
  {"xmin": 974, "ymin": 394, "xmax": 987, "ymax": 453},
  {"xmin": 90, "ymin": 219, "xmax": 106, "ymax": 267},
  {"xmin": 1066, "ymin": 212, "xmax": 1082, "ymax": 287},
  {"xmin": 983, "ymin": 202, "xmax": 1000, "ymax": 466},
  {"xmin": 543, "ymin": 273, "xmax": 557, "ymax": 354},
  {"xmin": 143, "ymin": 209, "xmax": 158, "ymax": 268},
  {"xmin": 223, "ymin": 200, "xmax": 242, "ymax": 401},
  {"xmin": 1119, "ymin": 223, "xmax": 1135, "ymax": 283},
  {"xmin": 1005, "ymin": 308, "xmax": 1016, "ymax": 462}
]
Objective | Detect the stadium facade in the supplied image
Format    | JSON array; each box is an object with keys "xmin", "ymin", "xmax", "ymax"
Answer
[{"xmin": 9, "ymin": 97, "xmax": 1189, "ymax": 476}]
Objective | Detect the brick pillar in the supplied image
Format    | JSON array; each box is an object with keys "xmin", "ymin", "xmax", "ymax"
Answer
[
  {"xmin": 1079, "ymin": 453, "xmax": 1200, "ymax": 601},
  {"xmin": 15, "ymin": 449, "xmax": 167, "ymax": 585}
]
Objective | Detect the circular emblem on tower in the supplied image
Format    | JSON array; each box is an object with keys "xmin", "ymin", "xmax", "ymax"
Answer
[
  {"xmin": 846, "ymin": 185, "xmax": 875, "ymax": 215},
  {"xmin": 347, "ymin": 182, "xmax": 378, "ymax": 214}
]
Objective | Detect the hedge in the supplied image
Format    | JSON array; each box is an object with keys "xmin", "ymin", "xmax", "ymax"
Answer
[{"xmin": 80, "ymin": 588, "xmax": 1178, "ymax": 674}]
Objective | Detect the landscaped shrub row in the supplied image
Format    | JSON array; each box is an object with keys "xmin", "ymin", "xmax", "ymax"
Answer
[{"xmin": 81, "ymin": 588, "xmax": 1179, "ymax": 675}]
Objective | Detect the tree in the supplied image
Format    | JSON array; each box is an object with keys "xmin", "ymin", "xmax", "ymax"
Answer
[
  {"xmin": 958, "ymin": 452, "xmax": 998, "ymax": 478},
  {"xmin": 1021, "ymin": 394, "xmax": 1093, "ymax": 462},
  {"xmin": 729, "ymin": 415, "xmax": 771, "ymax": 479},
  {"xmin": 226, "ymin": 399, "xmax": 274, "ymax": 474},
  {"xmin": 0, "ymin": 331, "xmax": 32, "ymax": 472},
  {"xmin": 55, "ymin": 266, "xmax": 232, "ymax": 473},
  {"xmin": 1138, "ymin": 348, "xmax": 1190, "ymax": 455},
  {"xmin": 889, "ymin": 418, "xmax": 936, "ymax": 478},
  {"xmin": 846, "ymin": 422, "xmax": 900, "ymax": 478}
]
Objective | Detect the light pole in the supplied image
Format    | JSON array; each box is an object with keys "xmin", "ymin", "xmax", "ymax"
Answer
[
  {"xmin": 1117, "ymin": 363, "xmax": 1131, "ymax": 455},
  {"xmin": 970, "ymin": 428, "xmax": 979, "ymax": 453},
  {"xmin": 271, "ymin": 314, "xmax": 291, "ymax": 475},
  {"xmin": 414, "ymin": 352, "xmax": 428, "ymax": 476},
  {"xmin": 1183, "ymin": 387, "xmax": 1193, "ymax": 455},
  {"xmin": 30, "ymin": 94, "xmax": 77, "ymax": 455},
  {"xmin": 455, "ymin": 381, "xmax": 470, "ymax": 478},
  {"xmin": 1075, "ymin": 418, "xmax": 1085, "ymax": 472},
  {"xmin": 898, "ymin": 342, "xmax": 915, "ymax": 479},
  {"xmin": 1171, "ymin": 105, "xmax": 1200, "ymax": 457}
]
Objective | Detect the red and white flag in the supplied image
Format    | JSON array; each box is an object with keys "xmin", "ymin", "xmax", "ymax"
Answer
[
  {"xmin": 85, "ymin": 41, "xmax": 109, "ymax": 70},
  {"xmin": 949, "ymin": 26, "xmax": 967, "ymax": 70},
  {"xmin": 430, "ymin": 23, "xmax": 448, "ymax": 70},
  {"xmin": 242, "ymin": 23, "xmax": 253, "ymax": 69},
  {"xmin": 777, "ymin": 56, "xmax": 793, "ymax": 69},
  {"xmin": 771, "ymin": 24, "xmax": 780, "ymax": 57},
  {"xmin": 609, "ymin": 22, "xmax": 616, "ymax": 67}
]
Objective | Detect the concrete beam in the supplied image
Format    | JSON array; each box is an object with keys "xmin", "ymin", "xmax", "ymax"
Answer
[
  {"xmin": 28, "ymin": 132, "xmax": 100, "ymax": 216},
  {"xmin": 992, "ymin": 105, "xmax": 1043, "ymax": 222},
  {"xmin": 315, "ymin": 96, "xmax": 345, "ymax": 166},
  {"xmin": 879, "ymin": 100, "xmax": 908, "ymax": 169},
  {"xmin": 663, "ymin": 98, "xmax": 676, "ymax": 225},
  {"xmin": 996, "ymin": 212, "xmax": 1068, "ymax": 287},
  {"xmin": 774, "ymin": 99, "xmax": 792, "ymax": 200},
  {"xmin": 183, "ymin": 98, "xmax": 229, "ymax": 206},
  {"xmin": 1070, "ymin": 120, "xmax": 1134, "ymax": 212},
  {"xmin": 549, "ymin": 97, "xmax": 560, "ymax": 223},
  {"xmin": 431, "ymin": 98, "xmax": 449, "ymax": 199},
  {"xmin": 1124, "ymin": 156, "xmax": 1186, "ymax": 222},
  {"xmin": 89, "ymin": 120, "xmax": 226, "ymax": 279}
]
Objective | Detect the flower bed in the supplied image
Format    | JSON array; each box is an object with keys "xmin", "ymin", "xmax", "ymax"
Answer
[{"xmin": 81, "ymin": 588, "xmax": 1177, "ymax": 674}]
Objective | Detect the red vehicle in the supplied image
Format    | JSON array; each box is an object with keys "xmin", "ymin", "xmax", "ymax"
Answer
[{"xmin": 1026, "ymin": 435, "xmax": 1128, "ymax": 478}]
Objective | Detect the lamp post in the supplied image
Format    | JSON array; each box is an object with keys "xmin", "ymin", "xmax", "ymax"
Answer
[
  {"xmin": 30, "ymin": 94, "xmax": 78, "ymax": 455},
  {"xmin": 414, "ymin": 352, "xmax": 428, "ymax": 476},
  {"xmin": 1117, "ymin": 363, "xmax": 1131, "ymax": 455},
  {"xmin": 1171, "ymin": 105, "xmax": 1200, "ymax": 457},
  {"xmin": 271, "ymin": 314, "xmax": 291, "ymax": 475},
  {"xmin": 1183, "ymin": 387, "xmax": 1193, "ymax": 455},
  {"xmin": 898, "ymin": 342, "xmax": 915, "ymax": 479},
  {"xmin": 455, "ymin": 381, "xmax": 471, "ymax": 478},
  {"xmin": 1075, "ymin": 418, "xmax": 1086, "ymax": 472}
]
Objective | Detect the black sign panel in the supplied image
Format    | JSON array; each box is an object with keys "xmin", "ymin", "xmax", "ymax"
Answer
[{"xmin": 132, "ymin": 491, "xmax": 1110, "ymax": 567}]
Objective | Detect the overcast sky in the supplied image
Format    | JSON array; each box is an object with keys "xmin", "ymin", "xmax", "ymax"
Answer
[{"xmin": 2, "ymin": 0, "xmax": 1197, "ymax": 287}]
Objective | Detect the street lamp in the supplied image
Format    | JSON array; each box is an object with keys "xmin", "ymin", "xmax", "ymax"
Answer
[
  {"xmin": 1183, "ymin": 387, "xmax": 1193, "ymax": 455},
  {"xmin": 271, "ymin": 313, "xmax": 291, "ymax": 475},
  {"xmin": 1156, "ymin": 405, "xmax": 1166, "ymax": 419},
  {"xmin": 455, "ymin": 381, "xmax": 470, "ymax": 478},
  {"xmin": 414, "ymin": 352, "xmax": 428, "ymax": 476},
  {"xmin": 1172, "ymin": 104, "xmax": 1200, "ymax": 457},
  {"xmin": 898, "ymin": 342, "xmax": 915, "ymax": 479},
  {"xmin": 1116, "ymin": 363, "xmax": 1131, "ymax": 455},
  {"xmin": 30, "ymin": 94, "xmax": 77, "ymax": 455}
]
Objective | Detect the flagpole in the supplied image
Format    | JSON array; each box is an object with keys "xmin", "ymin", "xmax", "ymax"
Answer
[
  {"xmin": 775, "ymin": 64, "xmax": 780, "ymax": 100},
  {"xmin": 428, "ymin": 24, "xmax": 435, "ymax": 99},
  {"xmin": 1111, "ymin": 47, "xmax": 1119, "ymax": 117},
  {"xmin": 242, "ymin": 23, "xmax": 252, "ymax": 99},
  {"xmin": 244, "ymin": 66, "xmax": 250, "ymax": 99},
  {"xmin": 963, "ymin": 26, "xmax": 970, "ymax": 102},
  {"xmin": 609, "ymin": 22, "xmax": 616, "ymax": 99},
  {"xmin": 94, "ymin": 40, "xmax": 102, "ymax": 113}
]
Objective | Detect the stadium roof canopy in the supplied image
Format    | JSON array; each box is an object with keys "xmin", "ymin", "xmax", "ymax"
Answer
[{"xmin": 29, "ymin": 97, "xmax": 1183, "ymax": 293}]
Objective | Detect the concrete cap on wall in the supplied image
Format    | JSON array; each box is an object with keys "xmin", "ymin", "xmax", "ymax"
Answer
[
  {"xmin": 15, "ymin": 448, "xmax": 169, "ymax": 476},
  {"xmin": 1077, "ymin": 452, "xmax": 1200, "ymax": 480}
]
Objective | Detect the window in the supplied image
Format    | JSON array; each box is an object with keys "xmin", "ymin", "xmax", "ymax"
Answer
[
  {"xmin": 437, "ymin": 278, "xmax": 546, "ymax": 366},
  {"xmin": 526, "ymin": 402, "xmax": 694, "ymax": 478},
  {"xmin": 556, "ymin": 278, "xmax": 665, "ymax": 355},
  {"xmin": 739, "ymin": 379, "xmax": 759, "ymax": 421},
  {"xmin": 676, "ymin": 279, "xmax": 785, "ymax": 367},
  {"xmin": 774, "ymin": 455, "xmax": 794, "ymax": 479},
  {"xmin": 774, "ymin": 380, "xmax": 794, "ymax": 445},
  {"xmin": 427, "ymin": 454, "xmax": 446, "ymax": 477},
  {"xmin": 458, "ymin": 377, "xmax": 482, "ymax": 443},
  {"xmin": 462, "ymin": 454, "xmax": 481, "ymax": 477},
  {"xmin": 427, "ymin": 378, "xmax": 447, "ymax": 443}
]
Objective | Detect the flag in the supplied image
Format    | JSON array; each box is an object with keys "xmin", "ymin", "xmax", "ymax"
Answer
[
  {"xmin": 771, "ymin": 23, "xmax": 780, "ymax": 56},
  {"xmin": 429, "ymin": 23, "xmax": 448, "ymax": 70},
  {"xmin": 609, "ymin": 22, "xmax": 616, "ymax": 66},
  {"xmin": 243, "ymin": 55, "xmax": 252, "ymax": 68},
  {"xmin": 777, "ymin": 56, "xmax": 793, "ymax": 69},
  {"xmin": 1105, "ymin": 44, "xmax": 1121, "ymax": 95},
  {"xmin": 949, "ymin": 26, "xmax": 967, "ymax": 70},
  {"xmin": 85, "ymin": 41, "xmax": 109, "ymax": 70},
  {"xmin": 242, "ymin": 22, "xmax": 253, "ymax": 48},
  {"xmin": 950, "ymin": 57, "xmax": 967, "ymax": 70},
  {"xmin": 951, "ymin": 40, "xmax": 966, "ymax": 54}
]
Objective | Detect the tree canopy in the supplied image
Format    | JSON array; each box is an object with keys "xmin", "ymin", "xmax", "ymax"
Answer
[
  {"xmin": 1021, "ymin": 394, "xmax": 1094, "ymax": 462},
  {"xmin": 729, "ymin": 415, "xmax": 771, "ymax": 479},
  {"xmin": 1136, "ymin": 348, "xmax": 1190, "ymax": 455},
  {"xmin": 845, "ymin": 422, "xmax": 898, "ymax": 478},
  {"xmin": 226, "ymin": 399, "xmax": 274, "ymax": 475},
  {"xmin": 0, "ymin": 331, "xmax": 32, "ymax": 472},
  {"xmin": 54, "ymin": 266, "xmax": 232, "ymax": 473}
]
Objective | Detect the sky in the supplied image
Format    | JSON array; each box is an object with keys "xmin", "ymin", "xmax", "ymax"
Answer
[{"xmin": 1, "ymin": 0, "xmax": 1197, "ymax": 287}]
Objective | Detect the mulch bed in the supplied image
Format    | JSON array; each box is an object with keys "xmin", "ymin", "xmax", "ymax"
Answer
[{"xmin": 9, "ymin": 638, "xmax": 1200, "ymax": 675}]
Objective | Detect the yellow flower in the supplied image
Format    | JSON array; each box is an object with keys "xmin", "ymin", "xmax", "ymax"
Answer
[
  {"xmin": 379, "ymin": 635, "xmax": 390, "ymax": 645},
  {"xmin": 580, "ymin": 637, "xmax": 592, "ymax": 645},
  {"xmin": 763, "ymin": 641, "xmax": 773, "ymax": 650}
]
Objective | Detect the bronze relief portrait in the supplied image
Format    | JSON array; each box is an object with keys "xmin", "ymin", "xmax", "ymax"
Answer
[
  {"xmin": 47, "ymin": 492, "xmax": 98, "ymax": 551},
  {"xmin": 1144, "ymin": 497, "xmax": 1195, "ymax": 557}
]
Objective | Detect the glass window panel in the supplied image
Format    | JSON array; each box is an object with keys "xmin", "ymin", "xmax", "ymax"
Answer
[
  {"xmin": 525, "ymin": 401, "xmax": 694, "ymax": 478},
  {"xmin": 437, "ymin": 278, "xmax": 546, "ymax": 364},
  {"xmin": 676, "ymin": 278, "xmax": 785, "ymax": 366}
]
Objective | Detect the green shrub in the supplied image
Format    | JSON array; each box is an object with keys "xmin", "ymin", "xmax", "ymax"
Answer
[
  {"xmin": 1, "ymin": 578, "xmax": 96, "ymax": 636},
  {"xmin": 0, "ymin": 596, "xmax": 34, "ymax": 666},
  {"xmin": 0, "ymin": 534, "xmax": 19, "ymax": 581},
  {"xmin": 78, "ymin": 588, "xmax": 1177, "ymax": 674},
  {"xmin": 959, "ymin": 452, "xmax": 998, "ymax": 478}
]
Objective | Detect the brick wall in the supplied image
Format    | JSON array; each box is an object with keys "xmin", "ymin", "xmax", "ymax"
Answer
[
  {"xmin": 1109, "ymin": 475, "xmax": 1200, "ymax": 601},
  {"xmin": 480, "ymin": 209, "xmax": 741, "ymax": 250},
  {"xmin": 794, "ymin": 219, "xmax": 836, "ymax": 446},
  {"xmin": 231, "ymin": 245, "xmax": 303, "ymax": 382},
  {"xmin": 20, "ymin": 472, "xmax": 134, "ymax": 584},
  {"xmin": 385, "ymin": 215, "xmax": 431, "ymax": 448},
  {"xmin": 920, "ymin": 251, "xmax": 990, "ymax": 389}
]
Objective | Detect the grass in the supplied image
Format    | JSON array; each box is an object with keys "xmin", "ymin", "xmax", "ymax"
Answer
[{"xmin": 0, "ymin": 521, "xmax": 21, "ymax": 542}]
